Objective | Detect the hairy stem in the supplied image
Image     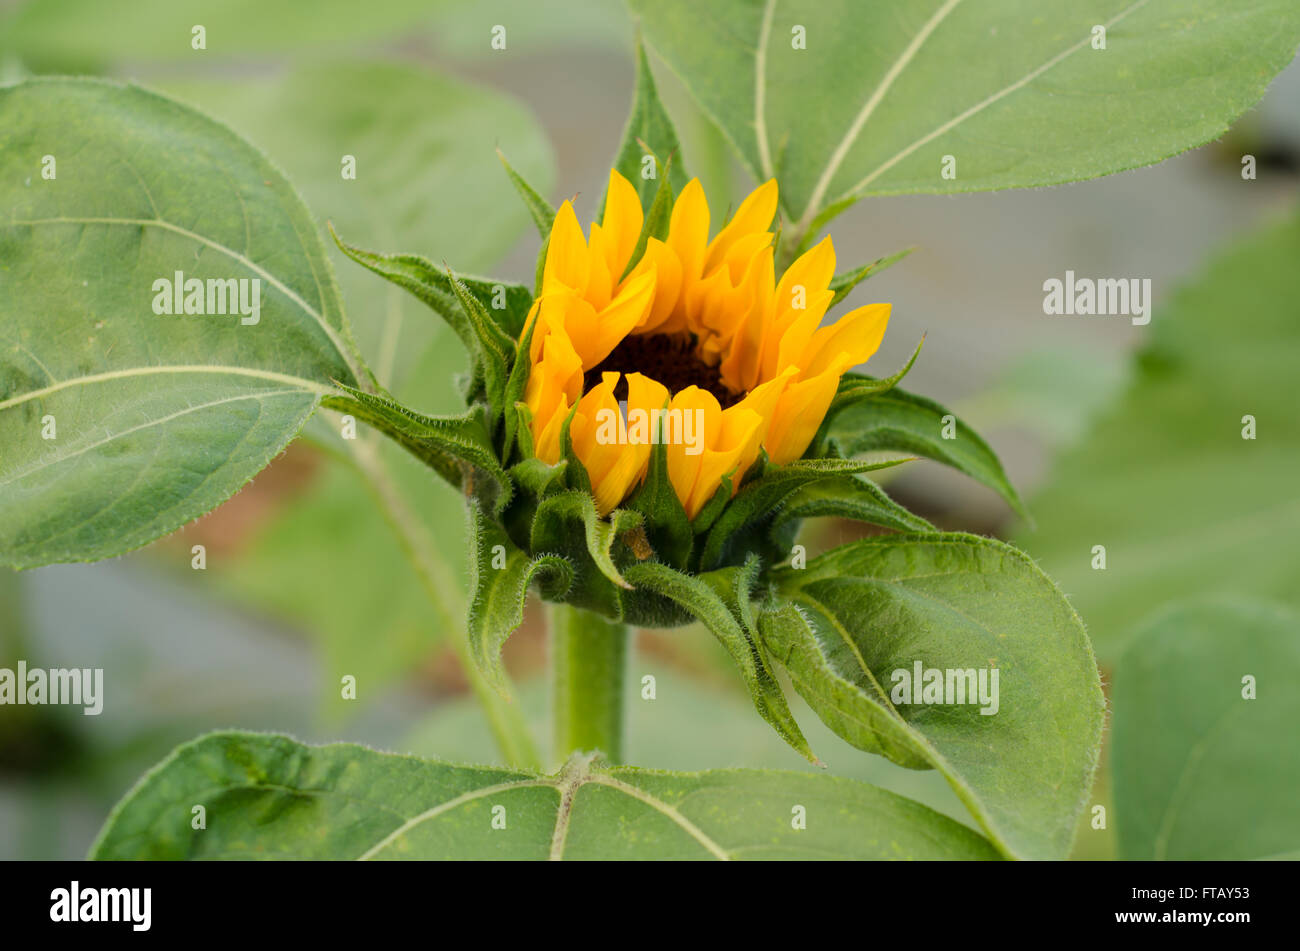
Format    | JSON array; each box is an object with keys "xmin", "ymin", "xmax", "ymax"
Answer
[{"xmin": 551, "ymin": 603, "xmax": 629, "ymax": 766}]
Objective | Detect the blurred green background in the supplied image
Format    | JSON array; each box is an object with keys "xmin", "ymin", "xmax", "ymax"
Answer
[{"xmin": 1, "ymin": 0, "xmax": 1297, "ymax": 860}]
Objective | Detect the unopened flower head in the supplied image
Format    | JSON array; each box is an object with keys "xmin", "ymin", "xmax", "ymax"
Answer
[{"xmin": 522, "ymin": 170, "xmax": 891, "ymax": 517}]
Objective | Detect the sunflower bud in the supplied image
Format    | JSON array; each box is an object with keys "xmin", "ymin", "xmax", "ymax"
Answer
[{"xmin": 519, "ymin": 169, "xmax": 891, "ymax": 521}]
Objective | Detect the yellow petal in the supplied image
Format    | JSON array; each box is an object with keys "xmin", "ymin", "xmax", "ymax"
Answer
[
  {"xmin": 666, "ymin": 178, "xmax": 710, "ymax": 284},
  {"xmin": 585, "ymin": 222, "xmax": 615, "ymax": 312},
  {"xmin": 525, "ymin": 325, "xmax": 583, "ymax": 460},
  {"xmin": 600, "ymin": 169, "xmax": 644, "ymax": 277},
  {"xmin": 665, "ymin": 386, "xmax": 721, "ymax": 517},
  {"xmin": 687, "ymin": 406, "xmax": 763, "ymax": 517},
  {"xmin": 624, "ymin": 371, "xmax": 671, "ymax": 439},
  {"xmin": 590, "ymin": 267, "xmax": 656, "ymax": 366},
  {"xmin": 798, "ymin": 302, "xmax": 891, "ymax": 379},
  {"xmin": 704, "ymin": 178, "xmax": 777, "ymax": 275},
  {"xmin": 533, "ymin": 395, "xmax": 571, "ymax": 464},
  {"xmin": 774, "ymin": 236, "xmax": 836, "ymax": 311},
  {"xmin": 764, "ymin": 364, "xmax": 846, "ymax": 464},
  {"xmin": 718, "ymin": 246, "xmax": 776, "ymax": 393},
  {"xmin": 542, "ymin": 201, "xmax": 591, "ymax": 295},
  {"xmin": 569, "ymin": 372, "xmax": 652, "ymax": 516},
  {"xmin": 626, "ymin": 237, "xmax": 683, "ymax": 333},
  {"xmin": 570, "ymin": 372, "xmax": 622, "ymax": 479},
  {"xmin": 731, "ymin": 365, "xmax": 796, "ymax": 445}
]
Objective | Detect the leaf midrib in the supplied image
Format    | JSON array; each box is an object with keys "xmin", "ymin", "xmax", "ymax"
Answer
[
  {"xmin": 353, "ymin": 762, "xmax": 732, "ymax": 861},
  {"xmin": 7, "ymin": 214, "xmax": 359, "ymax": 381},
  {"xmin": 840, "ymin": 0, "xmax": 1153, "ymax": 201},
  {"xmin": 0, "ymin": 386, "xmax": 307, "ymax": 487}
]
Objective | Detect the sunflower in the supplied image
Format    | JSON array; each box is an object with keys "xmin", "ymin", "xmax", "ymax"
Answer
[{"xmin": 520, "ymin": 169, "xmax": 891, "ymax": 519}]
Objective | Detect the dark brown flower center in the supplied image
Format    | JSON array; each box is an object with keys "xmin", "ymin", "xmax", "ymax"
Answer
[{"xmin": 583, "ymin": 332, "xmax": 742, "ymax": 408}]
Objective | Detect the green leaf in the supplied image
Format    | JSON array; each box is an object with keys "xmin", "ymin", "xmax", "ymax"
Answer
[
  {"xmin": 819, "ymin": 384, "xmax": 1027, "ymax": 518},
  {"xmin": 498, "ymin": 148, "xmax": 556, "ymax": 238},
  {"xmin": 631, "ymin": 0, "xmax": 1300, "ymax": 245},
  {"xmin": 698, "ymin": 457, "xmax": 911, "ymax": 570},
  {"xmin": 620, "ymin": 153, "xmax": 676, "ymax": 282},
  {"xmin": 330, "ymin": 230, "xmax": 534, "ymax": 344},
  {"xmin": 1111, "ymin": 598, "xmax": 1300, "ymax": 860},
  {"xmin": 609, "ymin": 35, "xmax": 690, "ymax": 209},
  {"xmin": 1017, "ymin": 212, "xmax": 1300, "ymax": 660},
  {"xmin": 828, "ymin": 246, "xmax": 914, "ymax": 308},
  {"xmin": 770, "ymin": 474, "xmax": 935, "ymax": 535},
  {"xmin": 90, "ymin": 731, "xmax": 1001, "ymax": 859},
  {"xmin": 760, "ymin": 532, "xmax": 1105, "ymax": 859},
  {"xmin": 468, "ymin": 501, "xmax": 572, "ymax": 695},
  {"xmin": 624, "ymin": 560, "xmax": 816, "ymax": 764},
  {"xmin": 321, "ymin": 385, "xmax": 511, "ymax": 513},
  {"xmin": 444, "ymin": 268, "xmax": 517, "ymax": 419},
  {"xmin": 0, "ymin": 78, "xmax": 362, "ymax": 569}
]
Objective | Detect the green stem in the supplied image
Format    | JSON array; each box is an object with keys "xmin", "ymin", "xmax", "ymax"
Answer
[{"xmin": 551, "ymin": 603, "xmax": 629, "ymax": 766}]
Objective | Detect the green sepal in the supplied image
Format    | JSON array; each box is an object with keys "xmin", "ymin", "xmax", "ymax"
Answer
[
  {"xmin": 619, "ymin": 152, "xmax": 676, "ymax": 282},
  {"xmin": 771, "ymin": 474, "xmax": 935, "ymax": 535},
  {"xmin": 608, "ymin": 33, "xmax": 690, "ymax": 211},
  {"xmin": 444, "ymin": 268, "xmax": 517, "ymax": 425},
  {"xmin": 817, "ymin": 381, "xmax": 1028, "ymax": 519},
  {"xmin": 827, "ymin": 247, "xmax": 915, "ymax": 308},
  {"xmin": 625, "ymin": 436, "xmax": 693, "ymax": 571},
  {"xmin": 624, "ymin": 558, "xmax": 817, "ymax": 765},
  {"xmin": 822, "ymin": 334, "xmax": 925, "ymax": 419},
  {"xmin": 498, "ymin": 147, "xmax": 556, "ymax": 238},
  {"xmin": 509, "ymin": 456, "xmax": 568, "ymax": 499},
  {"xmin": 329, "ymin": 224, "xmax": 533, "ymax": 342},
  {"xmin": 468, "ymin": 500, "xmax": 572, "ymax": 696},
  {"xmin": 526, "ymin": 492, "xmax": 622, "ymax": 623},
  {"xmin": 530, "ymin": 491, "xmax": 641, "ymax": 592},
  {"xmin": 689, "ymin": 474, "xmax": 735, "ymax": 537},
  {"xmin": 322, "ymin": 384, "xmax": 511, "ymax": 514},
  {"xmin": 756, "ymin": 597, "xmax": 930, "ymax": 770},
  {"xmin": 697, "ymin": 457, "xmax": 911, "ymax": 571},
  {"xmin": 502, "ymin": 310, "xmax": 538, "ymax": 463},
  {"xmin": 533, "ymin": 234, "xmax": 550, "ymax": 299}
]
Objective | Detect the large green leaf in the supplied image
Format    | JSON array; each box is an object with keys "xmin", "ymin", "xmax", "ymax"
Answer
[
  {"xmin": 1019, "ymin": 212, "xmax": 1300, "ymax": 659},
  {"xmin": 0, "ymin": 78, "xmax": 362, "ymax": 569},
  {"xmin": 90, "ymin": 731, "xmax": 1000, "ymax": 859},
  {"xmin": 631, "ymin": 0, "xmax": 1300, "ymax": 245},
  {"xmin": 760, "ymin": 533, "xmax": 1104, "ymax": 859},
  {"xmin": 1111, "ymin": 598, "xmax": 1300, "ymax": 860}
]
